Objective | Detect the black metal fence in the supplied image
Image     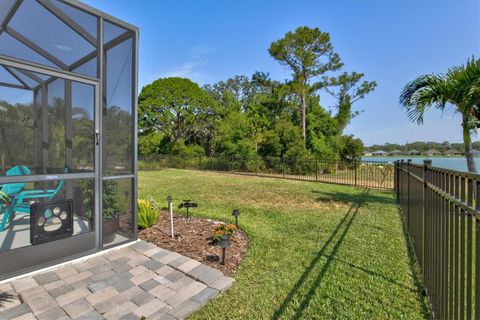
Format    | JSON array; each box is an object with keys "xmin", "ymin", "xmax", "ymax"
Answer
[
  {"xmin": 395, "ymin": 159, "xmax": 480, "ymax": 319},
  {"xmin": 139, "ymin": 154, "xmax": 394, "ymax": 190}
]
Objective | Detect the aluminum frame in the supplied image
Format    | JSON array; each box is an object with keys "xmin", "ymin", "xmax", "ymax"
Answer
[{"xmin": 0, "ymin": 0, "xmax": 139, "ymax": 278}]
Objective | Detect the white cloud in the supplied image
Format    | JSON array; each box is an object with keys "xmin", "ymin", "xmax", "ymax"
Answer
[
  {"xmin": 147, "ymin": 44, "xmax": 216, "ymax": 85},
  {"xmin": 158, "ymin": 61, "xmax": 203, "ymax": 79},
  {"xmin": 54, "ymin": 44, "xmax": 72, "ymax": 52}
]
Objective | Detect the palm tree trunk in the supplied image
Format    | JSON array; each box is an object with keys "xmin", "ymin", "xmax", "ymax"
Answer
[{"xmin": 463, "ymin": 116, "xmax": 477, "ymax": 173}]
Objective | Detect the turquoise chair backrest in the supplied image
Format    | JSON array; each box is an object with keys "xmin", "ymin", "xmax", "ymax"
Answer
[
  {"xmin": 1, "ymin": 166, "xmax": 31, "ymax": 195},
  {"xmin": 6, "ymin": 166, "xmax": 31, "ymax": 176}
]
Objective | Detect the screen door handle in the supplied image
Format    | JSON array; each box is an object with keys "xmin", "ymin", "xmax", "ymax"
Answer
[{"xmin": 95, "ymin": 131, "xmax": 100, "ymax": 146}]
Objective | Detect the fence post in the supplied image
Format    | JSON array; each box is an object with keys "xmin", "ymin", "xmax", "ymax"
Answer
[
  {"xmin": 255, "ymin": 156, "xmax": 258, "ymax": 176},
  {"xmin": 394, "ymin": 160, "xmax": 399, "ymax": 199},
  {"xmin": 210, "ymin": 156, "xmax": 213, "ymax": 171},
  {"xmin": 282, "ymin": 157, "xmax": 285, "ymax": 179},
  {"xmin": 422, "ymin": 159, "xmax": 432, "ymax": 283},
  {"xmin": 354, "ymin": 159, "xmax": 358, "ymax": 187},
  {"xmin": 407, "ymin": 159, "xmax": 412, "ymax": 233},
  {"xmin": 399, "ymin": 159, "xmax": 405, "ymax": 199},
  {"xmin": 315, "ymin": 158, "xmax": 318, "ymax": 182}
]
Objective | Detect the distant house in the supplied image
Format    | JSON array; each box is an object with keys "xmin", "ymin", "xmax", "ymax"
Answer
[
  {"xmin": 442, "ymin": 149, "xmax": 461, "ymax": 156},
  {"xmin": 363, "ymin": 150, "xmax": 372, "ymax": 156},
  {"xmin": 471, "ymin": 149, "xmax": 480, "ymax": 156},
  {"xmin": 424, "ymin": 149, "xmax": 441, "ymax": 156},
  {"xmin": 388, "ymin": 150, "xmax": 404, "ymax": 156},
  {"xmin": 408, "ymin": 149, "xmax": 421, "ymax": 155},
  {"xmin": 372, "ymin": 150, "xmax": 387, "ymax": 156}
]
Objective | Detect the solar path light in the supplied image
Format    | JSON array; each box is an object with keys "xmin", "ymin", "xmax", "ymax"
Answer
[
  {"xmin": 178, "ymin": 200, "xmax": 198, "ymax": 218},
  {"xmin": 167, "ymin": 196, "xmax": 174, "ymax": 238},
  {"xmin": 219, "ymin": 235, "xmax": 231, "ymax": 265},
  {"xmin": 232, "ymin": 208, "xmax": 240, "ymax": 228}
]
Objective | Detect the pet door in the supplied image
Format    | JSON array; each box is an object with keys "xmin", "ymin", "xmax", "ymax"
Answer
[{"xmin": 30, "ymin": 200, "xmax": 74, "ymax": 245}]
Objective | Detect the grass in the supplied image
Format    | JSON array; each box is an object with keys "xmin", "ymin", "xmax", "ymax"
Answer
[{"xmin": 139, "ymin": 169, "xmax": 430, "ymax": 319}]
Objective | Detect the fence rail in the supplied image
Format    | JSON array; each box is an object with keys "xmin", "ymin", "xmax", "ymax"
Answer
[
  {"xmin": 139, "ymin": 154, "xmax": 394, "ymax": 190},
  {"xmin": 395, "ymin": 159, "xmax": 480, "ymax": 319}
]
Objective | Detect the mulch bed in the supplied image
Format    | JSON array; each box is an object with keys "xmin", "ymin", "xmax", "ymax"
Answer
[{"xmin": 138, "ymin": 211, "xmax": 248, "ymax": 276}]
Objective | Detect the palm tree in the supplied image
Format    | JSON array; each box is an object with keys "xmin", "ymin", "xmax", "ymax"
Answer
[{"xmin": 400, "ymin": 57, "xmax": 480, "ymax": 173}]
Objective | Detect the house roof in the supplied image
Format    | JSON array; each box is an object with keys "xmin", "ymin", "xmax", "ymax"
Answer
[
  {"xmin": 409, "ymin": 149, "xmax": 420, "ymax": 154},
  {"xmin": 425, "ymin": 149, "xmax": 441, "ymax": 154},
  {"xmin": 442, "ymin": 149, "xmax": 460, "ymax": 155},
  {"xmin": 389, "ymin": 150, "xmax": 403, "ymax": 154},
  {"xmin": 471, "ymin": 149, "xmax": 480, "ymax": 155},
  {"xmin": 372, "ymin": 150, "xmax": 387, "ymax": 154}
]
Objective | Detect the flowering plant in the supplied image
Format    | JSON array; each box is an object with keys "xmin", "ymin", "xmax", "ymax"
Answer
[{"xmin": 212, "ymin": 223, "xmax": 236, "ymax": 241}]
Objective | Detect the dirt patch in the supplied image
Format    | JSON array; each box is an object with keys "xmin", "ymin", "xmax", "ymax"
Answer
[{"xmin": 138, "ymin": 211, "xmax": 248, "ymax": 277}]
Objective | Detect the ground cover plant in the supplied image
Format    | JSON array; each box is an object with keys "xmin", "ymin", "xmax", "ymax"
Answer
[{"xmin": 139, "ymin": 169, "xmax": 430, "ymax": 319}]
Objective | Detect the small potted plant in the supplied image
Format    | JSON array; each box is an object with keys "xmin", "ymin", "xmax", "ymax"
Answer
[
  {"xmin": 212, "ymin": 223, "xmax": 236, "ymax": 265},
  {"xmin": 102, "ymin": 179, "xmax": 122, "ymax": 243},
  {"xmin": 75, "ymin": 180, "xmax": 94, "ymax": 229}
]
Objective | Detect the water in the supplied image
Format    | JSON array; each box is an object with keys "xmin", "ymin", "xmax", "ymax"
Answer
[{"xmin": 362, "ymin": 157, "xmax": 480, "ymax": 173}]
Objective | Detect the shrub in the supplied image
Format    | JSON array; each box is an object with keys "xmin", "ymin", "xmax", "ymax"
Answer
[
  {"xmin": 212, "ymin": 223, "xmax": 236, "ymax": 241},
  {"xmin": 138, "ymin": 199, "xmax": 159, "ymax": 229}
]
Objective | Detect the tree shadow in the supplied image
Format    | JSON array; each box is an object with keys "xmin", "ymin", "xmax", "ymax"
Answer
[
  {"xmin": 271, "ymin": 188, "xmax": 370, "ymax": 320},
  {"xmin": 312, "ymin": 189, "xmax": 396, "ymax": 206},
  {"xmin": 0, "ymin": 291, "xmax": 15, "ymax": 308},
  {"xmin": 352, "ymin": 222, "xmax": 387, "ymax": 233},
  {"xmin": 318, "ymin": 254, "xmax": 417, "ymax": 293}
]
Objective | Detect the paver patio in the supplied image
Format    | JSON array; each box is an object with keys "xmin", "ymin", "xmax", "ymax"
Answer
[{"xmin": 0, "ymin": 241, "xmax": 234, "ymax": 320}]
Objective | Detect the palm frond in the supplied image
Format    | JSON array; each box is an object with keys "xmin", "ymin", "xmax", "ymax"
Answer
[{"xmin": 399, "ymin": 74, "xmax": 447, "ymax": 124}]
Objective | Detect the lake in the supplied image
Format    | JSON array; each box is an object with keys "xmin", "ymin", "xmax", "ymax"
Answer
[{"xmin": 362, "ymin": 157, "xmax": 480, "ymax": 173}]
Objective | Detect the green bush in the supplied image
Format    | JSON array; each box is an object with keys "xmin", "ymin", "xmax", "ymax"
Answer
[{"xmin": 138, "ymin": 199, "xmax": 160, "ymax": 229}]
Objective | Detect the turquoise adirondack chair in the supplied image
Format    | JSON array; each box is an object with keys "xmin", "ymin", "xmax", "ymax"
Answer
[
  {"xmin": 0, "ymin": 166, "xmax": 31, "ymax": 207},
  {"xmin": 0, "ymin": 167, "xmax": 67, "ymax": 232}
]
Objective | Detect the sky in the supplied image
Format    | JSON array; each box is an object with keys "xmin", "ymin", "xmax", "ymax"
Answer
[{"xmin": 83, "ymin": 0, "xmax": 480, "ymax": 146}]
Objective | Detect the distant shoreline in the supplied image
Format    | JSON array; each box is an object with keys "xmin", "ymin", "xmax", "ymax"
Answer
[{"xmin": 363, "ymin": 155, "xmax": 477, "ymax": 158}]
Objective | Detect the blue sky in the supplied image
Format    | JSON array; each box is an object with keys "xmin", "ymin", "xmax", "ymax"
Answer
[{"xmin": 84, "ymin": 0, "xmax": 480, "ymax": 146}]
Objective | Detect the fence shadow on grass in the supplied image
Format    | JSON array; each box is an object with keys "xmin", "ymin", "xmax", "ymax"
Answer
[
  {"xmin": 397, "ymin": 208, "xmax": 432, "ymax": 319},
  {"xmin": 320, "ymin": 254, "xmax": 417, "ymax": 293},
  {"xmin": 271, "ymin": 188, "xmax": 369, "ymax": 320},
  {"xmin": 0, "ymin": 291, "xmax": 15, "ymax": 308}
]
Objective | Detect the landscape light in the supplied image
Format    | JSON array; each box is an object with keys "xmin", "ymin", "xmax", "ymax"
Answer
[
  {"xmin": 219, "ymin": 235, "xmax": 231, "ymax": 265},
  {"xmin": 232, "ymin": 208, "xmax": 240, "ymax": 228},
  {"xmin": 167, "ymin": 196, "xmax": 174, "ymax": 238}
]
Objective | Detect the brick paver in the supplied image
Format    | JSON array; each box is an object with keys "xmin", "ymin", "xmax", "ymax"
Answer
[{"xmin": 0, "ymin": 240, "xmax": 234, "ymax": 319}]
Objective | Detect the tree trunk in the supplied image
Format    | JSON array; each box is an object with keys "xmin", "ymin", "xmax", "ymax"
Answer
[
  {"xmin": 463, "ymin": 116, "xmax": 477, "ymax": 173},
  {"xmin": 301, "ymin": 90, "xmax": 306, "ymax": 143}
]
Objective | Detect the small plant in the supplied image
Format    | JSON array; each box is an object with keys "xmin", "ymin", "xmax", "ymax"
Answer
[
  {"xmin": 138, "ymin": 199, "xmax": 159, "ymax": 229},
  {"xmin": 0, "ymin": 191, "xmax": 11, "ymax": 206},
  {"xmin": 103, "ymin": 179, "xmax": 122, "ymax": 221},
  {"xmin": 212, "ymin": 223, "xmax": 236, "ymax": 242}
]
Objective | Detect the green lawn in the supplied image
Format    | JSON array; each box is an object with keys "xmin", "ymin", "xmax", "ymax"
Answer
[{"xmin": 139, "ymin": 169, "xmax": 430, "ymax": 319}]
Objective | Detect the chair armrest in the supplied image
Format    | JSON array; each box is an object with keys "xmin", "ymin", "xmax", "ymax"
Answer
[
  {"xmin": 16, "ymin": 190, "xmax": 55, "ymax": 202},
  {"xmin": 19, "ymin": 190, "xmax": 55, "ymax": 196}
]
